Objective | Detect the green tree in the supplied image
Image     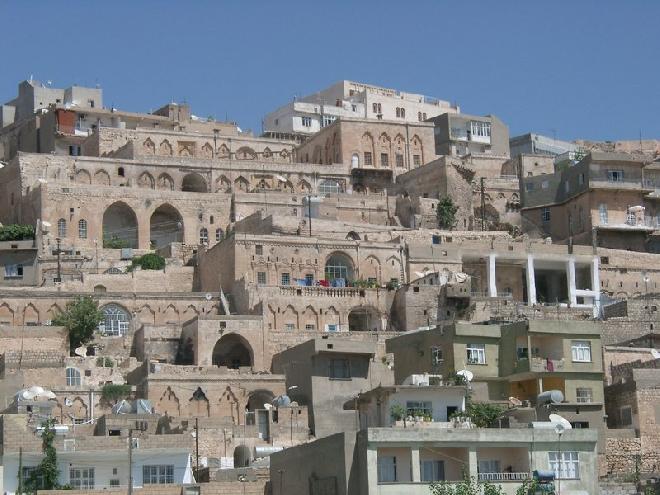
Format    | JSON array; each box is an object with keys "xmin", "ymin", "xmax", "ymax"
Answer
[
  {"xmin": 127, "ymin": 253, "xmax": 166, "ymax": 271},
  {"xmin": 437, "ymin": 197, "xmax": 459, "ymax": 230},
  {"xmin": 0, "ymin": 224, "xmax": 35, "ymax": 241},
  {"xmin": 52, "ymin": 296, "xmax": 104, "ymax": 352},
  {"xmin": 101, "ymin": 383, "xmax": 132, "ymax": 405},
  {"xmin": 455, "ymin": 401, "xmax": 506, "ymax": 428},
  {"xmin": 430, "ymin": 475, "xmax": 504, "ymax": 495},
  {"xmin": 22, "ymin": 419, "xmax": 60, "ymax": 492}
]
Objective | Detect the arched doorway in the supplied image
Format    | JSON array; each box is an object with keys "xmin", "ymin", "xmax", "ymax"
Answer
[
  {"xmin": 150, "ymin": 204, "xmax": 184, "ymax": 248},
  {"xmin": 102, "ymin": 202, "xmax": 138, "ymax": 248},
  {"xmin": 212, "ymin": 334, "xmax": 253, "ymax": 369},
  {"xmin": 348, "ymin": 307, "xmax": 381, "ymax": 332},
  {"xmin": 247, "ymin": 390, "xmax": 275, "ymax": 412},
  {"xmin": 182, "ymin": 173, "xmax": 208, "ymax": 192},
  {"xmin": 324, "ymin": 252, "xmax": 354, "ymax": 283}
]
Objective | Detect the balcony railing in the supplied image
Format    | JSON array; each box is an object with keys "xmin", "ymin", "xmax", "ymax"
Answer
[
  {"xmin": 279, "ymin": 286, "xmax": 368, "ymax": 298},
  {"xmin": 478, "ymin": 472, "xmax": 531, "ymax": 482},
  {"xmin": 515, "ymin": 356, "xmax": 564, "ymax": 373}
]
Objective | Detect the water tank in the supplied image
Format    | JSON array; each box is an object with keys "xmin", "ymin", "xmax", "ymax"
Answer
[
  {"xmin": 233, "ymin": 445, "xmax": 251, "ymax": 468},
  {"xmin": 254, "ymin": 446, "xmax": 283, "ymax": 458},
  {"xmin": 537, "ymin": 390, "xmax": 564, "ymax": 405}
]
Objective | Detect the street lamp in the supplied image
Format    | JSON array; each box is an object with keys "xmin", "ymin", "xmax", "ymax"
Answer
[{"xmin": 554, "ymin": 423, "xmax": 565, "ymax": 495}]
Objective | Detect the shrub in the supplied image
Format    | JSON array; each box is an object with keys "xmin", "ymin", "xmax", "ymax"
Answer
[
  {"xmin": 52, "ymin": 297, "xmax": 104, "ymax": 353},
  {"xmin": 101, "ymin": 383, "xmax": 132, "ymax": 404},
  {"xmin": 0, "ymin": 224, "xmax": 35, "ymax": 241},
  {"xmin": 437, "ymin": 197, "xmax": 458, "ymax": 230},
  {"xmin": 103, "ymin": 235, "xmax": 128, "ymax": 249},
  {"xmin": 128, "ymin": 253, "xmax": 165, "ymax": 271}
]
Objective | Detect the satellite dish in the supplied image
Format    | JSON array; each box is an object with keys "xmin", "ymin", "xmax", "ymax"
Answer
[
  {"xmin": 64, "ymin": 398, "xmax": 73, "ymax": 407},
  {"xmin": 263, "ymin": 403, "xmax": 273, "ymax": 410},
  {"xmin": 29, "ymin": 385, "xmax": 45, "ymax": 396},
  {"xmin": 456, "ymin": 369, "xmax": 474, "ymax": 382},
  {"xmin": 549, "ymin": 414, "xmax": 572, "ymax": 430},
  {"xmin": 74, "ymin": 345, "xmax": 87, "ymax": 357},
  {"xmin": 205, "ymin": 293, "xmax": 213, "ymax": 301},
  {"xmin": 20, "ymin": 389, "xmax": 36, "ymax": 400}
]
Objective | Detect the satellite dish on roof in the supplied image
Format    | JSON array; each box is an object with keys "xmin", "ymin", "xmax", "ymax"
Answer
[
  {"xmin": 456, "ymin": 369, "xmax": 474, "ymax": 382},
  {"xmin": 205, "ymin": 293, "xmax": 213, "ymax": 301},
  {"xmin": 74, "ymin": 345, "xmax": 87, "ymax": 357},
  {"xmin": 549, "ymin": 414, "xmax": 572, "ymax": 430},
  {"xmin": 64, "ymin": 398, "xmax": 73, "ymax": 407}
]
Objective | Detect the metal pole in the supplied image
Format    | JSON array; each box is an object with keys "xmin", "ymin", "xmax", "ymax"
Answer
[
  {"xmin": 56, "ymin": 237, "xmax": 62, "ymax": 282},
  {"xmin": 480, "ymin": 177, "xmax": 486, "ymax": 231},
  {"xmin": 557, "ymin": 431, "xmax": 562, "ymax": 495},
  {"xmin": 195, "ymin": 417, "xmax": 200, "ymax": 478},
  {"xmin": 307, "ymin": 195, "xmax": 312, "ymax": 236},
  {"xmin": 128, "ymin": 428, "xmax": 133, "ymax": 495}
]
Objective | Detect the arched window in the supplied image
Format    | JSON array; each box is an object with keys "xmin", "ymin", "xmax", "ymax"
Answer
[
  {"xmin": 318, "ymin": 179, "xmax": 341, "ymax": 195},
  {"xmin": 57, "ymin": 218, "xmax": 67, "ymax": 237},
  {"xmin": 351, "ymin": 154, "xmax": 359, "ymax": 168},
  {"xmin": 199, "ymin": 228, "xmax": 209, "ymax": 245},
  {"xmin": 99, "ymin": 304, "xmax": 130, "ymax": 336},
  {"xmin": 215, "ymin": 228, "xmax": 224, "ymax": 242},
  {"xmin": 325, "ymin": 252, "xmax": 354, "ymax": 282},
  {"xmin": 66, "ymin": 367, "xmax": 81, "ymax": 387},
  {"xmin": 118, "ymin": 167, "xmax": 125, "ymax": 177},
  {"xmin": 78, "ymin": 219, "xmax": 88, "ymax": 239},
  {"xmin": 400, "ymin": 108, "xmax": 405, "ymax": 119}
]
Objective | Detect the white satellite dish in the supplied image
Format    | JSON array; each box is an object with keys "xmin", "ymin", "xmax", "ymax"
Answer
[
  {"xmin": 20, "ymin": 389, "xmax": 36, "ymax": 400},
  {"xmin": 74, "ymin": 345, "xmax": 87, "ymax": 357},
  {"xmin": 456, "ymin": 369, "xmax": 474, "ymax": 382},
  {"xmin": 549, "ymin": 414, "xmax": 572, "ymax": 430},
  {"xmin": 205, "ymin": 293, "xmax": 213, "ymax": 301},
  {"xmin": 64, "ymin": 398, "xmax": 73, "ymax": 407},
  {"xmin": 29, "ymin": 385, "xmax": 45, "ymax": 396},
  {"xmin": 263, "ymin": 403, "xmax": 273, "ymax": 410}
]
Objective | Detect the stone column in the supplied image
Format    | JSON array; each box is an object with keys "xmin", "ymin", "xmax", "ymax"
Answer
[
  {"xmin": 487, "ymin": 253, "xmax": 497, "ymax": 297},
  {"xmin": 526, "ymin": 255, "xmax": 537, "ymax": 305},
  {"xmin": 591, "ymin": 257, "xmax": 601, "ymax": 317},
  {"xmin": 566, "ymin": 258, "xmax": 577, "ymax": 306},
  {"xmin": 411, "ymin": 447, "xmax": 421, "ymax": 482},
  {"xmin": 367, "ymin": 447, "xmax": 379, "ymax": 495},
  {"xmin": 467, "ymin": 446, "xmax": 479, "ymax": 480}
]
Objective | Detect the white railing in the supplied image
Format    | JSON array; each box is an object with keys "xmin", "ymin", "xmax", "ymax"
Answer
[{"xmin": 478, "ymin": 472, "xmax": 530, "ymax": 481}]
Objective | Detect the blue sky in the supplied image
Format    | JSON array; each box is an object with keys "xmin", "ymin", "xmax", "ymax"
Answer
[{"xmin": 1, "ymin": 1, "xmax": 658, "ymax": 141}]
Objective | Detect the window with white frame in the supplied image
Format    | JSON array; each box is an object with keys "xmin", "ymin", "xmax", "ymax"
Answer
[
  {"xmin": 301, "ymin": 116, "xmax": 312, "ymax": 128},
  {"xmin": 466, "ymin": 343, "xmax": 486, "ymax": 364},
  {"xmin": 571, "ymin": 340, "xmax": 592, "ymax": 362},
  {"xmin": 599, "ymin": 203, "xmax": 608, "ymax": 225},
  {"xmin": 421, "ymin": 460, "xmax": 445, "ymax": 482},
  {"xmin": 431, "ymin": 347, "xmax": 443, "ymax": 366},
  {"xmin": 57, "ymin": 218, "xmax": 67, "ymax": 237},
  {"xmin": 470, "ymin": 121, "xmax": 491, "ymax": 139},
  {"xmin": 542, "ymin": 208, "xmax": 551, "ymax": 222},
  {"xmin": 548, "ymin": 451, "xmax": 580, "ymax": 479},
  {"xmin": 318, "ymin": 179, "xmax": 341, "ymax": 195},
  {"xmin": 78, "ymin": 219, "xmax": 88, "ymax": 239},
  {"xmin": 69, "ymin": 467, "xmax": 95, "ymax": 489},
  {"xmin": 66, "ymin": 367, "xmax": 81, "ymax": 387},
  {"xmin": 377, "ymin": 455, "xmax": 397, "ymax": 482},
  {"xmin": 329, "ymin": 358, "xmax": 350, "ymax": 379},
  {"xmin": 4, "ymin": 264, "xmax": 23, "ymax": 279},
  {"xmin": 576, "ymin": 388, "xmax": 593, "ymax": 403},
  {"xmin": 215, "ymin": 228, "xmax": 224, "ymax": 241},
  {"xmin": 322, "ymin": 115, "xmax": 336, "ymax": 127},
  {"xmin": 199, "ymin": 228, "xmax": 208, "ymax": 245},
  {"xmin": 406, "ymin": 400, "xmax": 432, "ymax": 417},
  {"xmin": 98, "ymin": 304, "xmax": 130, "ymax": 336},
  {"xmin": 143, "ymin": 465, "xmax": 174, "ymax": 484},
  {"xmin": 607, "ymin": 170, "xmax": 624, "ymax": 182}
]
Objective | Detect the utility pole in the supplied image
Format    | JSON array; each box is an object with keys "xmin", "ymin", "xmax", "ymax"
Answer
[
  {"xmin": 128, "ymin": 428, "xmax": 134, "ymax": 495},
  {"xmin": 307, "ymin": 195, "xmax": 312, "ymax": 236},
  {"xmin": 18, "ymin": 447, "xmax": 23, "ymax": 494},
  {"xmin": 480, "ymin": 177, "xmax": 486, "ymax": 231},
  {"xmin": 55, "ymin": 237, "xmax": 62, "ymax": 282},
  {"xmin": 195, "ymin": 418, "xmax": 200, "ymax": 479},
  {"xmin": 567, "ymin": 213, "xmax": 573, "ymax": 254}
]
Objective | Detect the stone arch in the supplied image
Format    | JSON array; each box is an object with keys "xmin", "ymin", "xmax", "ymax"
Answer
[
  {"xmin": 163, "ymin": 304, "xmax": 179, "ymax": 324},
  {"xmin": 188, "ymin": 387, "xmax": 210, "ymax": 417},
  {"xmin": 212, "ymin": 334, "xmax": 253, "ymax": 368},
  {"xmin": 363, "ymin": 255, "xmax": 381, "ymax": 282},
  {"xmin": 324, "ymin": 306, "xmax": 340, "ymax": 332},
  {"xmin": 262, "ymin": 147, "xmax": 272, "ymax": 159},
  {"xmin": 324, "ymin": 251, "xmax": 355, "ymax": 282},
  {"xmin": 361, "ymin": 132, "xmax": 375, "ymax": 165},
  {"xmin": 157, "ymin": 173, "xmax": 175, "ymax": 191},
  {"xmin": 150, "ymin": 203, "xmax": 184, "ymax": 248},
  {"xmin": 22, "ymin": 303, "xmax": 39, "ymax": 325},
  {"xmin": 182, "ymin": 305, "xmax": 199, "ymax": 322},
  {"xmin": 137, "ymin": 304, "xmax": 156, "ymax": 325},
  {"xmin": 94, "ymin": 284, "xmax": 107, "ymax": 293},
  {"xmin": 348, "ymin": 306, "xmax": 381, "ymax": 332},
  {"xmin": 46, "ymin": 304, "xmax": 63, "ymax": 322},
  {"xmin": 67, "ymin": 397, "xmax": 88, "ymax": 421},
  {"xmin": 158, "ymin": 139, "xmax": 173, "ymax": 156},
  {"xmin": 234, "ymin": 176, "xmax": 249, "ymax": 192},
  {"xmin": 178, "ymin": 142, "xmax": 195, "ymax": 157},
  {"xmin": 103, "ymin": 201, "xmax": 138, "ymax": 249},
  {"xmin": 411, "ymin": 134, "xmax": 424, "ymax": 165},
  {"xmin": 0, "ymin": 303, "xmax": 15, "ymax": 325},
  {"xmin": 302, "ymin": 305, "xmax": 319, "ymax": 332},
  {"xmin": 297, "ymin": 179, "xmax": 311, "ymax": 193},
  {"xmin": 386, "ymin": 256, "xmax": 403, "ymax": 282},
  {"xmin": 281, "ymin": 305, "xmax": 299, "ymax": 330},
  {"xmin": 200, "ymin": 142, "xmax": 213, "ymax": 159},
  {"xmin": 137, "ymin": 171, "xmax": 155, "ymax": 189},
  {"xmin": 75, "ymin": 169, "xmax": 92, "ymax": 184},
  {"xmin": 217, "ymin": 144, "xmax": 230, "ymax": 158},
  {"xmin": 279, "ymin": 178, "xmax": 294, "ymax": 192},
  {"xmin": 218, "ymin": 386, "xmax": 240, "ymax": 423},
  {"xmin": 377, "ymin": 133, "xmax": 392, "ymax": 168},
  {"xmin": 346, "ymin": 231, "xmax": 361, "ymax": 241},
  {"xmin": 94, "ymin": 169, "xmax": 111, "ymax": 185},
  {"xmin": 215, "ymin": 175, "xmax": 231, "ymax": 193},
  {"xmin": 236, "ymin": 147, "xmax": 256, "ymax": 160},
  {"xmin": 157, "ymin": 386, "xmax": 181, "ymax": 416},
  {"xmin": 247, "ymin": 390, "xmax": 275, "ymax": 411},
  {"xmin": 280, "ymin": 149, "xmax": 290, "ymax": 160},
  {"xmin": 143, "ymin": 138, "xmax": 156, "ymax": 155},
  {"xmin": 182, "ymin": 173, "xmax": 208, "ymax": 193}
]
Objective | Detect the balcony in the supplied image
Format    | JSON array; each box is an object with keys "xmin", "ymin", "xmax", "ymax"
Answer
[
  {"xmin": 279, "ymin": 286, "xmax": 370, "ymax": 298},
  {"xmin": 515, "ymin": 357, "xmax": 565, "ymax": 374},
  {"xmin": 589, "ymin": 177, "xmax": 653, "ymax": 191},
  {"xmin": 478, "ymin": 472, "xmax": 531, "ymax": 482},
  {"xmin": 596, "ymin": 216, "xmax": 659, "ymax": 231}
]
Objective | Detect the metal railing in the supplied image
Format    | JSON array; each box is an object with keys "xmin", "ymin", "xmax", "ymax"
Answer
[{"xmin": 478, "ymin": 472, "xmax": 531, "ymax": 482}]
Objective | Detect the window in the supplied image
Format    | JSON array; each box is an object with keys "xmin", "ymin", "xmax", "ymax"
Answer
[
  {"xmin": 305, "ymin": 274, "xmax": 314, "ymax": 285},
  {"xmin": 329, "ymin": 358, "xmax": 350, "ymax": 379},
  {"xmin": 571, "ymin": 341, "xmax": 592, "ymax": 362},
  {"xmin": 4, "ymin": 264, "xmax": 23, "ymax": 279},
  {"xmin": 255, "ymin": 245, "xmax": 263, "ymax": 255},
  {"xmin": 418, "ymin": 111, "xmax": 422, "ymax": 121},
  {"xmin": 78, "ymin": 219, "xmax": 87, "ymax": 239},
  {"xmin": 400, "ymin": 108, "xmax": 405, "ymax": 118},
  {"xmin": 305, "ymin": 324, "xmax": 315, "ymax": 331},
  {"xmin": 421, "ymin": 460, "xmax": 445, "ymax": 482},
  {"xmin": 301, "ymin": 116, "xmax": 312, "ymax": 128},
  {"xmin": 318, "ymin": 179, "xmax": 341, "ymax": 195},
  {"xmin": 69, "ymin": 467, "xmax": 95, "ymax": 489},
  {"xmin": 364, "ymin": 152, "xmax": 373, "ymax": 166},
  {"xmin": 57, "ymin": 218, "xmax": 67, "ymax": 237},
  {"xmin": 215, "ymin": 228, "xmax": 224, "ymax": 241},
  {"xmin": 99, "ymin": 304, "xmax": 130, "ymax": 336},
  {"xmin": 377, "ymin": 456, "xmax": 397, "ymax": 482},
  {"xmin": 619, "ymin": 406, "xmax": 633, "ymax": 426},
  {"xmin": 396, "ymin": 107, "xmax": 400, "ymax": 118},
  {"xmin": 431, "ymin": 347, "xmax": 443, "ymax": 366},
  {"xmin": 322, "ymin": 115, "xmax": 336, "ymax": 127},
  {"xmin": 199, "ymin": 228, "xmax": 208, "ymax": 244},
  {"xmin": 406, "ymin": 401, "xmax": 432, "ymax": 417},
  {"xmin": 117, "ymin": 167, "xmax": 125, "ymax": 177},
  {"xmin": 257, "ymin": 272, "xmax": 267, "ymax": 285},
  {"xmin": 608, "ymin": 170, "xmax": 624, "ymax": 182},
  {"xmin": 548, "ymin": 451, "xmax": 579, "ymax": 480},
  {"xmin": 325, "ymin": 324, "xmax": 338, "ymax": 332},
  {"xmin": 599, "ymin": 204, "xmax": 608, "ymax": 225},
  {"xmin": 380, "ymin": 153, "xmax": 389, "ymax": 167},
  {"xmin": 66, "ymin": 367, "xmax": 81, "ymax": 387},
  {"xmin": 576, "ymin": 388, "xmax": 593, "ymax": 403},
  {"xmin": 372, "ymin": 103, "xmax": 382, "ymax": 114},
  {"xmin": 22, "ymin": 466, "xmax": 45, "ymax": 489},
  {"xmin": 351, "ymin": 104, "xmax": 357, "ymax": 112},
  {"xmin": 69, "ymin": 145, "xmax": 80, "ymax": 156},
  {"xmin": 525, "ymin": 182, "xmax": 534, "ymax": 192},
  {"xmin": 466, "ymin": 343, "xmax": 486, "ymax": 364},
  {"xmin": 281, "ymin": 273, "xmax": 290, "ymax": 286},
  {"xmin": 541, "ymin": 180, "xmax": 549, "ymax": 189},
  {"xmin": 284, "ymin": 323, "xmax": 295, "ymax": 331},
  {"xmin": 578, "ymin": 173, "xmax": 585, "ymax": 186},
  {"xmin": 395, "ymin": 153, "xmax": 404, "ymax": 168},
  {"xmin": 542, "ymin": 208, "xmax": 551, "ymax": 222},
  {"xmin": 470, "ymin": 121, "xmax": 491, "ymax": 138},
  {"xmin": 413, "ymin": 154, "xmax": 421, "ymax": 166},
  {"xmin": 423, "ymin": 113, "xmax": 427, "ymax": 120},
  {"xmin": 478, "ymin": 459, "xmax": 501, "ymax": 474},
  {"xmin": 564, "ymin": 181, "xmax": 570, "ymax": 193},
  {"xmin": 143, "ymin": 465, "xmax": 174, "ymax": 484}
]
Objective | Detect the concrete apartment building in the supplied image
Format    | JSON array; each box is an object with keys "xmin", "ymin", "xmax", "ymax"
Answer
[
  {"xmin": 263, "ymin": 80, "xmax": 459, "ymax": 140},
  {"xmin": 509, "ymin": 132, "xmax": 578, "ymax": 159},
  {"xmin": 430, "ymin": 112, "xmax": 510, "ymax": 158}
]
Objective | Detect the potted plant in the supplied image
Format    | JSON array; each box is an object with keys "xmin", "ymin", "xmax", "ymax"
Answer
[{"xmin": 390, "ymin": 403, "xmax": 406, "ymax": 425}]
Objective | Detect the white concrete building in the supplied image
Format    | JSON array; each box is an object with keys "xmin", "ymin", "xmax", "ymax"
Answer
[{"xmin": 263, "ymin": 80, "xmax": 459, "ymax": 139}]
